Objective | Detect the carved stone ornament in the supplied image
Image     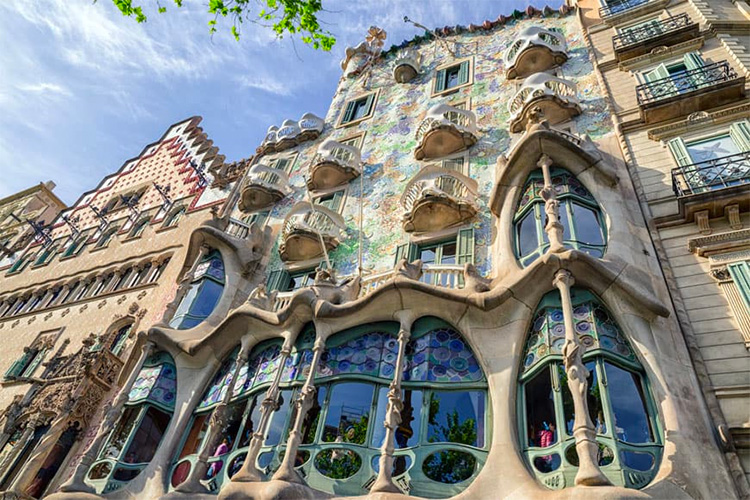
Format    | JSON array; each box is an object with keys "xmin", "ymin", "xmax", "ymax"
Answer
[
  {"xmin": 710, "ymin": 266, "xmax": 732, "ymax": 282},
  {"xmin": 247, "ymin": 284, "xmax": 278, "ymax": 311},
  {"xmin": 128, "ymin": 302, "xmax": 140, "ymax": 315},
  {"xmin": 117, "ymin": 295, "xmax": 127, "ymax": 305},
  {"xmin": 687, "ymin": 111, "xmax": 711, "ymax": 123},
  {"xmin": 97, "ymin": 300, "xmax": 107, "ymax": 309},
  {"xmin": 79, "ymin": 304, "xmax": 88, "ymax": 313},
  {"xmin": 44, "ymin": 312, "xmax": 52, "ymax": 321},
  {"xmin": 395, "ymin": 258, "xmax": 423, "ymax": 280},
  {"xmin": 27, "ymin": 317, "xmax": 36, "ymax": 325},
  {"xmin": 61, "ymin": 308, "xmax": 70, "ymax": 317},
  {"xmin": 463, "ymin": 263, "xmax": 492, "ymax": 292},
  {"xmin": 650, "ymin": 45, "xmax": 669, "ymax": 55}
]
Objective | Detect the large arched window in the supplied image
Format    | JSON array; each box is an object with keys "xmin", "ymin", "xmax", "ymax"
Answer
[
  {"xmin": 169, "ymin": 249, "xmax": 225, "ymax": 330},
  {"xmin": 170, "ymin": 321, "xmax": 488, "ymax": 498},
  {"xmin": 87, "ymin": 352, "xmax": 176, "ymax": 493},
  {"xmin": 514, "ymin": 168, "xmax": 606, "ymax": 267},
  {"xmin": 518, "ymin": 289, "xmax": 662, "ymax": 490}
]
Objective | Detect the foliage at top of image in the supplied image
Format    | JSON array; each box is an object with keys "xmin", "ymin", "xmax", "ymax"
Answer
[{"xmin": 105, "ymin": 0, "xmax": 336, "ymax": 49}]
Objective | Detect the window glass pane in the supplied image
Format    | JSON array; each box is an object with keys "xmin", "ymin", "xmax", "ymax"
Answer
[
  {"xmin": 440, "ymin": 243, "xmax": 456, "ymax": 265},
  {"xmin": 572, "ymin": 203, "xmax": 604, "ymax": 246},
  {"xmin": 419, "ymin": 247, "xmax": 436, "ymax": 265},
  {"xmin": 239, "ymin": 396, "xmax": 262, "ymax": 448},
  {"xmin": 559, "ymin": 202, "xmax": 572, "ymax": 242},
  {"xmin": 171, "ymin": 284, "xmax": 199, "ymax": 323},
  {"xmin": 604, "ymin": 363, "xmax": 654, "ymax": 443},
  {"xmin": 285, "ymin": 386, "xmax": 327, "ymax": 445},
  {"xmin": 560, "ymin": 362, "xmax": 606, "ymax": 436},
  {"xmin": 372, "ymin": 387, "xmax": 422, "ymax": 448},
  {"xmin": 686, "ymin": 134, "xmax": 740, "ymax": 164},
  {"xmin": 103, "ymin": 408, "xmax": 140, "ymax": 459},
  {"xmin": 189, "ymin": 279, "xmax": 223, "ymax": 318},
  {"xmin": 264, "ymin": 389, "xmax": 293, "ymax": 446},
  {"xmin": 353, "ymin": 99, "xmax": 369, "ymax": 120},
  {"xmin": 446, "ymin": 67, "xmax": 460, "ymax": 89},
  {"xmin": 517, "ymin": 211, "xmax": 538, "ymax": 257},
  {"xmin": 322, "ymin": 382, "xmax": 373, "ymax": 445},
  {"xmin": 428, "ymin": 391, "xmax": 485, "ymax": 447},
  {"xmin": 524, "ymin": 366, "xmax": 558, "ymax": 448},
  {"xmin": 179, "ymin": 414, "xmax": 208, "ymax": 458},
  {"xmin": 122, "ymin": 407, "xmax": 171, "ymax": 464},
  {"xmin": 218, "ymin": 401, "xmax": 246, "ymax": 450}
]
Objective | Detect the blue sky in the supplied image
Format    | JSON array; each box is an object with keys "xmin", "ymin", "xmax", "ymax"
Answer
[{"xmin": 0, "ymin": 0, "xmax": 562, "ymax": 205}]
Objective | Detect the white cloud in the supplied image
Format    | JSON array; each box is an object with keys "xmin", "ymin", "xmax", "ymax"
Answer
[{"xmin": 17, "ymin": 82, "xmax": 72, "ymax": 97}]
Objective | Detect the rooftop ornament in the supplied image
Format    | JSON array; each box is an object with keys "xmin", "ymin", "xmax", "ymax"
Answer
[
  {"xmin": 9, "ymin": 212, "xmax": 52, "ymax": 247},
  {"xmin": 188, "ymin": 159, "xmax": 210, "ymax": 189}
]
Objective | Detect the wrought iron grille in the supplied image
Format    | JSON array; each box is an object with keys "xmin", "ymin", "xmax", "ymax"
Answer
[
  {"xmin": 636, "ymin": 61, "xmax": 738, "ymax": 106},
  {"xmin": 671, "ymin": 151, "xmax": 750, "ymax": 197},
  {"xmin": 612, "ymin": 14, "xmax": 691, "ymax": 50},
  {"xmin": 599, "ymin": 0, "xmax": 649, "ymax": 18}
]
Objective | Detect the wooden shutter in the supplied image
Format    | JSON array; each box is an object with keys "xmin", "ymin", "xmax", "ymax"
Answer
[
  {"xmin": 21, "ymin": 349, "xmax": 46, "ymax": 378},
  {"xmin": 394, "ymin": 243, "xmax": 419, "ymax": 265},
  {"xmin": 364, "ymin": 93, "xmax": 375, "ymax": 118},
  {"xmin": 267, "ymin": 269, "xmax": 290, "ymax": 292},
  {"xmin": 644, "ymin": 64, "xmax": 669, "ymax": 83},
  {"xmin": 667, "ymin": 138, "xmax": 692, "ymax": 166},
  {"xmin": 4, "ymin": 352, "xmax": 31, "ymax": 379},
  {"xmin": 729, "ymin": 120, "xmax": 750, "ymax": 152},
  {"xmin": 434, "ymin": 69, "xmax": 447, "ymax": 93},
  {"xmin": 458, "ymin": 60, "xmax": 470, "ymax": 86},
  {"xmin": 456, "ymin": 228, "xmax": 475, "ymax": 266},
  {"xmin": 728, "ymin": 261, "xmax": 750, "ymax": 311},
  {"xmin": 683, "ymin": 52, "xmax": 705, "ymax": 71},
  {"xmin": 342, "ymin": 100, "xmax": 356, "ymax": 124}
]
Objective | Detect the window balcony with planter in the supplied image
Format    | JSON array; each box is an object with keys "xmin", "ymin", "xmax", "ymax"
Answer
[
  {"xmin": 504, "ymin": 26, "xmax": 568, "ymax": 80},
  {"xmin": 508, "ymin": 73, "xmax": 580, "ymax": 133},
  {"xmin": 306, "ymin": 139, "xmax": 362, "ymax": 191},
  {"xmin": 414, "ymin": 104, "xmax": 478, "ymax": 160},
  {"xmin": 636, "ymin": 61, "xmax": 745, "ymax": 124},
  {"xmin": 237, "ymin": 164, "xmax": 291, "ymax": 212},
  {"xmin": 400, "ymin": 166, "xmax": 479, "ymax": 233},
  {"xmin": 612, "ymin": 14, "xmax": 699, "ymax": 62},
  {"xmin": 279, "ymin": 202, "xmax": 346, "ymax": 262}
]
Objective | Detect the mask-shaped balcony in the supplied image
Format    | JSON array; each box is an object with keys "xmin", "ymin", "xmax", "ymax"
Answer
[
  {"xmin": 505, "ymin": 26, "xmax": 568, "ymax": 80},
  {"xmin": 307, "ymin": 139, "xmax": 362, "ymax": 191},
  {"xmin": 257, "ymin": 114, "xmax": 325, "ymax": 155},
  {"xmin": 279, "ymin": 202, "xmax": 346, "ymax": 261},
  {"xmin": 275, "ymin": 119, "xmax": 301, "ymax": 150},
  {"xmin": 394, "ymin": 49, "xmax": 420, "ymax": 83},
  {"xmin": 508, "ymin": 73, "xmax": 581, "ymax": 133},
  {"xmin": 298, "ymin": 112, "xmax": 325, "ymax": 141},
  {"xmin": 238, "ymin": 164, "xmax": 291, "ymax": 212},
  {"xmin": 414, "ymin": 104, "xmax": 478, "ymax": 160},
  {"xmin": 400, "ymin": 166, "xmax": 479, "ymax": 233},
  {"xmin": 612, "ymin": 14, "xmax": 698, "ymax": 62},
  {"xmin": 636, "ymin": 61, "xmax": 744, "ymax": 124},
  {"xmin": 258, "ymin": 126, "xmax": 279, "ymax": 155}
]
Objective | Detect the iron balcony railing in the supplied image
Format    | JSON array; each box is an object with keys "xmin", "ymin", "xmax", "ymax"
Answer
[
  {"xmin": 599, "ymin": 0, "xmax": 649, "ymax": 18},
  {"xmin": 671, "ymin": 151, "xmax": 750, "ymax": 197},
  {"xmin": 636, "ymin": 61, "xmax": 738, "ymax": 106},
  {"xmin": 613, "ymin": 14, "xmax": 691, "ymax": 50}
]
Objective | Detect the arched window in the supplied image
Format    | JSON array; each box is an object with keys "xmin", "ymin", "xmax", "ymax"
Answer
[
  {"xmin": 513, "ymin": 168, "xmax": 606, "ymax": 267},
  {"xmin": 163, "ymin": 207, "xmax": 185, "ymax": 228},
  {"xmin": 95, "ymin": 226, "xmax": 120, "ymax": 249},
  {"xmin": 130, "ymin": 218, "xmax": 150, "ymax": 238},
  {"xmin": 109, "ymin": 324, "xmax": 132, "ymax": 356},
  {"xmin": 170, "ymin": 321, "xmax": 489, "ymax": 497},
  {"xmin": 169, "ymin": 250, "xmax": 225, "ymax": 330},
  {"xmin": 87, "ymin": 351, "xmax": 176, "ymax": 493},
  {"xmin": 62, "ymin": 231, "xmax": 90, "ymax": 258},
  {"xmin": 518, "ymin": 289, "xmax": 662, "ymax": 490}
]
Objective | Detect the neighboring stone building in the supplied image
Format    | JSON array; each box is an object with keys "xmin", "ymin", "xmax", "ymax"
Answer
[
  {"xmin": 2, "ymin": 2, "xmax": 749, "ymax": 500},
  {"xmin": 576, "ymin": 0, "xmax": 750, "ymax": 490},
  {"xmin": 0, "ymin": 182, "xmax": 66, "ymax": 269},
  {"xmin": 0, "ymin": 117, "xmax": 242, "ymax": 498}
]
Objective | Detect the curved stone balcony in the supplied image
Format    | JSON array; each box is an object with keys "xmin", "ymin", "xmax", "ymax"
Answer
[
  {"xmin": 393, "ymin": 49, "xmax": 420, "ymax": 83},
  {"xmin": 238, "ymin": 164, "xmax": 291, "ymax": 212},
  {"xmin": 306, "ymin": 139, "xmax": 362, "ymax": 191},
  {"xmin": 257, "ymin": 113, "xmax": 325, "ymax": 155},
  {"xmin": 279, "ymin": 202, "xmax": 346, "ymax": 261},
  {"xmin": 414, "ymin": 104, "xmax": 478, "ymax": 160},
  {"xmin": 508, "ymin": 72, "xmax": 580, "ymax": 133},
  {"xmin": 505, "ymin": 26, "xmax": 568, "ymax": 79},
  {"xmin": 400, "ymin": 166, "xmax": 479, "ymax": 233}
]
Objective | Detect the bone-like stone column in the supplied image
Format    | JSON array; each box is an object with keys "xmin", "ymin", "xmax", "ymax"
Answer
[
  {"xmin": 272, "ymin": 330, "xmax": 329, "ymax": 483},
  {"xmin": 57, "ymin": 339, "xmax": 156, "ymax": 493},
  {"xmin": 230, "ymin": 336, "xmax": 294, "ymax": 483},
  {"xmin": 539, "ymin": 154, "xmax": 565, "ymax": 253},
  {"xmin": 553, "ymin": 270, "xmax": 610, "ymax": 486},
  {"xmin": 371, "ymin": 311, "xmax": 414, "ymax": 493},
  {"xmin": 160, "ymin": 245, "xmax": 209, "ymax": 325},
  {"xmin": 175, "ymin": 341, "xmax": 251, "ymax": 493}
]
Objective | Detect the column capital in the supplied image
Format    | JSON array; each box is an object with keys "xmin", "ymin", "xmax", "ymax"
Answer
[
  {"xmin": 537, "ymin": 153, "xmax": 554, "ymax": 169},
  {"xmin": 553, "ymin": 269, "xmax": 575, "ymax": 289}
]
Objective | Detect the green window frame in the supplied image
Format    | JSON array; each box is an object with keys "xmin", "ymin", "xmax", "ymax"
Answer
[
  {"xmin": 7, "ymin": 251, "xmax": 34, "ymax": 274},
  {"xmin": 395, "ymin": 228, "xmax": 474, "ymax": 288},
  {"xmin": 728, "ymin": 261, "xmax": 750, "ymax": 312},
  {"xmin": 270, "ymin": 156, "xmax": 295, "ymax": 174},
  {"xmin": 163, "ymin": 207, "xmax": 186, "ymax": 228},
  {"xmin": 313, "ymin": 190, "xmax": 345, "ymax": 213},
  {"xmin": 340, "ymin": 93, "xmax": 376, "ymax": 125},
  {"xmin": 62, "ymin": 231, "xmax": 91, "ymax": 258},
  {"xmin": 169, "ymin": 249, "xmax": 225, "ymax": 330},
  {"xmin": 518, "ymin": 289, "xmax": 662, "ymax": 490},
  {"xmin": 433, "ymin": 59, "xmax": 471, "ymax": 94},
  {"xmin": 513, "ymin": 168, "xmax": 606, "ymax": 267},
  {"xmin": 130, "ymin": 218, "xmax": 150, "ymax": 238},
  {"xmin": 4, "ymin": 347, "xmax": 47, "ymax": 380},
  {"xmin": 642, "ymin": 52, "xmax": 706, "ymax": 99},
  {"xmin": 33, "ymin": 241, "xmax": 61, "ymax": 267}
]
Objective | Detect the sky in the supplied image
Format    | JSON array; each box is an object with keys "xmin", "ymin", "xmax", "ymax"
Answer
[{"xmin": 0, "ymin": 0, "xmax": 563, "ymax": 205}]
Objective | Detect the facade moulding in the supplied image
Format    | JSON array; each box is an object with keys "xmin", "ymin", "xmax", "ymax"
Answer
[
  {"xmin": 616, "ymin": 37, "xmax": 705, "ymax": 72},
  {"xmin": 647, "ymin": 102, "xmax": 750, "ymax": 141}
]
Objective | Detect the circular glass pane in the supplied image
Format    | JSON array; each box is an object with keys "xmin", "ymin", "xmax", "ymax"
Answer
[
  {"xmin": 565, "ymin": 443, "xmax": 614, "ymax": 467},
  {"xmin": 257, "ymin": 451, "xmax": 274, "ymax": 469},
  {"xmin": 170, "ymin": 460, "xmax": 191, "ymax": 487},
  {"xmin": 88, "ymin": 462, "xmax": 112, "ymax": 480},
  {"xmin": 533, "ymin": 453, "xmax": 561, "ymax": 473},
  {"xmin": 228, "ymin": 453, "xmax": 247, "ymax": 479},
  {"xmin": 314, "ymin": 449, "xmax": 362, "ymax": 479},
  {"xmin": 620, "ymin": 451, "xmax": 655, "ymax": 472},
  {"xmin": 371, "ymin": 454, "xmax": 413, "ymax": 476},
  {"xmin": 422, "ymin": 450, "xmax": 476, "ymax": 484}
]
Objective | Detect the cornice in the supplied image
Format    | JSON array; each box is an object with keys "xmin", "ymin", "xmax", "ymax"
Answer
[
  {"xmin": 648, "ymin": 101, "xmax": 750, "ymax": 141},
  {"xmin": 617, "ymin": 37, "xmax": 705, "ymax": 72},
  {"xmin": 688, "ymin": 228, "xmax": 750, "ymax": 257}
]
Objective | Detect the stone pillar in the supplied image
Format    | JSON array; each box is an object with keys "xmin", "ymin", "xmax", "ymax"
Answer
[
  {"xmin": 57, "ymin": 340, "xmax": 156, "ymax": 493},
  {"xmin": 160, "ymin": 246, "xmax": 209, "ymax": 325},
  {"xmin": 0, "ymin": 414, "xmax": 42, "ymax": 483},
  {"xmin": 231, "ymin": 338, "xmax": 294, "ymax": 483},
  {"xmin": 105, "ymin": 270, "xmax": 124, "ymax": 293},
  {"xmin": 272, "ymin": 334, "xmax": 327, "ymax": 483},
  {"xmin": 539, "ymin": 154, "xmax": 565, "ymax": 253},
  {"xmin": 370, "ymin": 311, "xmax": 414, "ymax": 493},
  {"xmin": 51, "ymin": 285, "xmax": 71, "ymax": 308},
  {"xmin": 553, "ymin": 270, "xmax": 610, "ymax": 486},
  {"xmin": 175, "ymin": 342, "xmax": 251, "ymax": 493}
]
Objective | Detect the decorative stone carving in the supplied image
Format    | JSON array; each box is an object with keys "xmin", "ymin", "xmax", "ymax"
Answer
[
  {"xmin": 695, "ymin": 210, "xmax": 711, "ymax": 235},
  {"xmin": 710, "ymin": 266, "xmax": 732, "ymax": 282},
  {"xmin": 725, "ymin": 204, "xmax": 743, "ymax": 230},
  {"xmin": 463, "ymin": 263, "xmax": 491, "ymax": 292},
  {"xmin": 311, "ymin": 268, "xmax": 361, "ymax": 305},
  {"xmin": 414, "ymin": 104, "xmax": 478, "ymax": 160},
  {"xmin": 247, "ymin": 284, "xmax": 278, "ymax": 311},
  {"xmin": 505, "ymin": 26, "xmax": 568, "ymax": 79},
  {"xmin": 395, "ymin": 258, "xmax": 423, "ymax": 280},
  {"xmin": 509, "ymin": 73, "xmax": 581, "ymax": 133}
]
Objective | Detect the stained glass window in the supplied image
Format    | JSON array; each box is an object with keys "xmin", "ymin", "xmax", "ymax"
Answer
[
  {"xmin": 169, "ymin": 249, "xmax": 225, "ymax": 330},
  {"xmin": 403, "ymin": 327, "xmax": 484, "ymax": 383}
]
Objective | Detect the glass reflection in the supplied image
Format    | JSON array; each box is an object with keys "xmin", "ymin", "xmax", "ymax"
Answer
[
  {"xmin": 422, "ymin": 450, "xmax": 476, "ymax": 483},
  {"xmin": 314, "ymin": 449, "xmax": 362, "ymax": 479},
  {"xmin": 428, "ymin": 391, "xmax": 484, "ymax": 448},
  {"xmin": 265, "ymin": 390, "xmax": 292, "ymax": 446},
  {"xmin": 372, "ymin": 387, "xmax": 422, "ymax": 448},
  {"xmin": 561, "ymin": 362, "xmax": 606, "ymax": 436},
  {"xmin": 323, "ymin": 382, "xmax": 373, "ymax": 445},
  {"xmin": 605, "ymin": 363, "xmax": 654, "ymax": 444},
  {"xmin": 525, "ymin": 366, "xmax": 557, "ymax": 448}
]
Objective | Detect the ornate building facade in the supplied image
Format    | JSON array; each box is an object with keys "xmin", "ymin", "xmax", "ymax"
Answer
[{"xmin": 1, "ymin": 1, "xmax": 749, "ymax": 499}]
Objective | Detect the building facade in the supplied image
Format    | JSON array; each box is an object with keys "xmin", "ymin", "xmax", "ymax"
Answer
[
  {"xmin": 0, "ymin": 117, "xmax": 241, "ymax": 498},
  {"xmin": 0, "ymin": 1, "xmax": 748, "ymax": 500}
]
